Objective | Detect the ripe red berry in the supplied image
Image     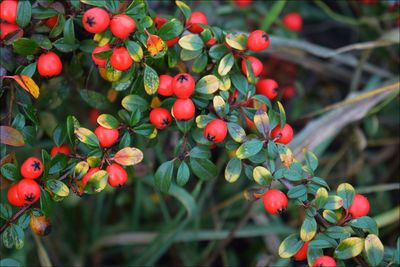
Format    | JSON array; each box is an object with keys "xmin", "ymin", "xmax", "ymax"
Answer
[
  {"xmin": 89, "ymin": 109, "xmax": 101, "ymax": 125},
  {"xmin": 234, "ymin": 0, "xmax": 252, "ymax": 7},
  {"xmin": 313, "ymin": 256, "xmax": 336, "ymax": 267},
  {"xmin": 110, "ymin": 14, "xmax": 136, "ymax": 39},
  {"xmin": 206, "ymin": 37, "xmax": 217, "ymax": 46},
  {"xmin": 45, "ymin": 15, "xmax": 58, "ymax": 28},
  {"xmin": 17, "ymin": 179, "xmax": 41, "ymax": 205},
  {"xmin": 241, "ymin": 56, "xmax": 263, "ymax": 77},
  {"xmin": 37, "ymin": 52, "xmax": 63, "ymax": 77},
  {"xmin": 0, "ymin": 22, "xmax": 21, "ymax": 40},
  {"xmin": 293, "ymin": 242, "xmax": 308, "ymax": 261},
  {"xmin": 91, "ymin": 44, "xmax": 111, "ymax": 68},
  {"xmin": 50, "ymin": 145, "xmax": 71, "ymax": 157},
  {"xmin": 283, "ymin": 12, "xmax": 303, "ymax": 32},
  {"xmin": 247, "ymin": 30, "xmax": 270, "ymax": 52},
  {"xmin": 150, "ymin": 108, "xmax": 172, "ymax": 129},
  {"xmin": 94, "ymin": 126, "xmax": 119, "ymax": 147},
  {"xmin": 110, "ymin": 47, "xmax": 133, "ymax": 71},
  {"xmin": 172, "ymin": 98, "xmax": 195, "ymax": 120},
  {"xmin": 157, "ymin": 74, "xmax": 174, "ymax": 96},
  {"xmin": 0, "ymin": 0, "xmax": 18, "ymax": 24},
  {"xmin": 82, "ymin": 167, "xmax": 100, "ymax": 185},
  {"xmin": 106, "ymin": 163, "xmax": 128, "ymax": 187},
  {"xmin": 263, "ymin": 189, "xmax": 288, "ymax": 215},
  {"xmin": 7, "ymin": 184, "xmax": 24, "ymax": 207},
  {"xmin": 172, "ymin": 73, "xmax": 195, "ymax": 99},
  {"xmin": 348, "ymin": 194, "xmax": 370, "ymax": 218},
  {"xmin": 82, "ymin": 7, "xmax": 110, "ymax": 33},
  {"xmin": 270, "ymin": 124, "xmax": 294, "ymax": 144},
  {"xmin": 186, "ymin": 11, "xmax": 208, "ymax": 33},
  {"xmin": 165, "ymin": 37, "xmax": 179, "ymax": 47},
  {"xmin": 20, "ymin": 157, "xmax": 43, "ymax": 179},
  {"xmin": 256, "ymin": 79, "xmax": 279, "ymax": 100},
  {"xmin": 282, "ymin": 84, "xmax": 296, "ymax": 100},
  {"xmin": 204, "ymin": 119, "xmax": 228, "ymax": 143}
]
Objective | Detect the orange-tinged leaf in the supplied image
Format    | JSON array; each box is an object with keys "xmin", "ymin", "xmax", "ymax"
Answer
[
  {"xmin": 0, "ymin": 126, "xmax": 25, "ymax": 147},
  {"xmin": 4, "ymin": 75, "xmax": 40, "ymax": 98},
  {"xmin": 113, "ymin": 147, "xmax": 144, "ymax": 166},
  {"xmin": 146, "ymin": 33, "xmax": 167, "ymax": 58}
]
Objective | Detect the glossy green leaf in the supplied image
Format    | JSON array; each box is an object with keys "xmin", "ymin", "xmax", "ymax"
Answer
[
  {"xmin": 73, "ymin": 161, "xmax": 89, "ymax": 180},
  {"xmin": 195, "ymin": 75, "xmax": 219, "ymax": 94},
  {"xmin": 126, "ymin": 41, "xmax": 143, "ymax": 62},
  {"xmin": 1, "ymin": 163, "xmax": 18, "ymax": 181},
  {"xmin": 252, "ymin": 166, "xmax": 272, "ymax": 186},
  {"xmin": 12, "ymin": 38, "xmax": 39, "ymax": 55},
  {"xmin": 63, "ymin": 18, "xmax": 75, "ymax": 45},
  {"xmin": 179, "ymin": 34, "xmax": 204, "ymax": 51},
  {"xmin": 324, "ymin": 195, "xmax": 343, "ymax": 210},
  {"xmin": 176, "ymin": 161, "xmax": 190, "ymax": 186},
  {"xmin": 348, "ymin": 216, "xmax": 379, "ymax": 235},
  {"xmin": 225, "ymin": 33, "xmax": 247, "ymax": 50},
  {"xmin": 334, "ymin": 237, "xmax": 364, "ymax": 260},
  {"xmin": 225, "ymin": 157, "xmax": 242, "ymax": 183},
  {"xmin": 315, "ymin": 187, "xmax": 329, "ymax": 209},
  {"xmin": 74, "ymin": 127, "xmax": 99, "ymax": 147},
  {"xmin": 16, "ymin": 1, "xmax": 32, "ymax": 28},
  {"xmin": 227, "ymin": 123, "xmax": 247, "ymax": 143},
  {"xmin": 46, "ymin": 179, "xmax": 69, "ymax": 197},
  {"xmin": 189, "ymin": 158, "xmax": 217, "ymax": 181},
  {"xmin": 97, "ymin": 114, "xmax": 119, "ymax": 129},
  {"xmin": 84, "ymin": 170, "xmax": 108, "ymax": 194},
  {"xmin": 158, "ymin": 18, "xmax": 183, "ymax": 40},
  {"xmin": 236, "ymin": 139, "xmax": 263, "ymax": 159},
  {"xmin": 121, "ymin": 94, "xmax": 148, "ymax": 112},
  {"xmin": 176, "ymin": 0, "xmax": 192, "ymax": 19},
  {"xmin": 336, "ymin": 183, "xmax": 355, "ymax": 209},
  {"xmin": 300, "ymin": 217, "xmax": 317, "ymax": 242},
  {"xmin": 278, "ymin": 234, "xmax": 304, "ymax": 258},
  {"xmin": 154, "ymin": 160, "xmax": 174, "ymax": 193},
  {"xmin": 218, "ymin": 53, "xmax": 234, "ymax": 76}
]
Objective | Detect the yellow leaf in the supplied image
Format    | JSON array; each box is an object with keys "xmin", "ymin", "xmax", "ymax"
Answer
[
  {"xmin": 6, "ymin": 75, "xmax": 40, "ymax": 98},
  {"xmin": 146, "ymin": 33, "xmax": 167, "ymax": 58}
]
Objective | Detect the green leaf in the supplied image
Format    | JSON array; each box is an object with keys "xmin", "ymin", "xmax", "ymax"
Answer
[
  {"xmin": 2, "ymin": 226, "xmax": 15, "ymax": 249},
  {"xmin": 176, "ymin": 118, "xmax": 194, "ymax": 133},
  {"xmin": 189, "ymin": 146, "xmax": 211, "ymax": 159},
  {"xmin": 315, "ymin": 187, "xmax": 329, "ymax": 209},
  {"xmin": 0, "ymin": 126, "xmax": 25, "ymax": 147},
  {"xmin": 48, "ymin": 154, "xmax": 67, "ymax": 174},
  {"xmin": 189, "ymin": 158, "xmax": 217, "ymax": 181},
  {"xmin": 323, "ymin": 210, "xmax": 340, "ymax": 224},
  {"xmin": 126, "ymin": 41, "xmax": 143, "ymax": 62},
  {"xmin": 158, "ymin": 18, "xmax": 183, "ymax": 40},
  {"xmin": 179, "ymin": 34, "xmax": 204, "ymax": 51},
  {"xmin": 180, "ymin": 49, "xmax": 202, "ymax": 61},
  {"xmin": 364, "ymin": 234, "xmax": 384, "ymax": 266},
  {"xmin": 231, "ymin": 73, "xmax": 248, "ymax": 95},
  {"xmin": 176, "ymin": 161, "xmax": 190, "ymax": 186},
  {"xmin": 225, "ymin": 157, "xmax": 242, "ymax": 183},
  {"xmin": 12, "ymin": 38, "xmax": 38, "ymax": 55},
  {"xmin": 80, "ymin": 0, "xmax": 105, "ymax": 7},
  {"xmin": 66, "ymin": 115, "xmax": 79, "ymax": 145},
  {"xmin": 304, "ymin": 149, "xmax": 318, "ymax": 172},
  {"xmin": 74, "ymin": 127, "xmax": 99, "ymax": 147},
  {"xmin": 0, "ymin": 258, "xmax": 21, "ymax": 267},
  {"xmin": 52, "ymin": 126, "xmax": 67, "ymax": 147},
  {"xmin": 192, "ymin": 52, "xmax": 208, "ymax": 73},
  {"xmin": 40, "ymin": 188, "xmax": 52, "ymax": 217},
  {"xmin": 213, "ymin": 96, "xmax": 227, "ymax": 117},
  {"xmin": 134, "ymin": 124, "xmax": 155, "ymax": 137},
  {"xmin": 53, "ymin": 37, "xmax": 79, "ymax": 52},
  {"xmin": 254, "ymin": 109, "xmax": 270, "ymax": 138},
  {"xmin": 154, "ymin": 160, "xmax": 174, "ymax": 193},
  {"xmin": 227, "ymin": 123, "xmax": 247, "ymax": 143},
  {"xmin": 300, "ymin": 217, "xmax": 317, "ymax": 242},
  {"xmin": 261, "ymin": 0, "xmax": 286, "ymax": 31},
  {"xmin": 309, "ymin": 234, "xmax": 338, "ymax": 249},
  {"xmin": 277, "ymin": 101, "xmax": 286, "ymax": 127},
  {"xmin": 46, "ymin": 179, "xmax": 69, "ymax": 197},
  {"xmin": 16, "ymin": 1, "xmax": 32, "ymax": 28},
  {"xmin": 63, "ymin": 18, "xmax": 75, "ymax": 45},
  {"xmin": 80, "ymin": 89, "xmax": 110, "ymax": 109},
  {"xmin": 195, "ymin": 75, "xmax": 220, "ymax": 94},
  {"xmin": 324, "ymin": 195, "xmax": 343, "ymax": 210},
  {"xmin": 0, "ymin": 204, "xmax": 12, "ymax": 220},
  {"xmin": 209, "ymin": 44, "xmax": 229, "ymax": 60},
  {"xmin": 176, "ymin": 0, "xmax": 192, "ymax": 19},
  {"xmin": 113, "ymin": 147, "xmax": 144, "ymax": 166},
  {"xmin": 73, "ymin": 161, "xmax": 89, "ymax": 180},
  {"xmin": 1, "ymin": 163, "xmax": 19, "ymax": 181},
  {"xmin": 49, "ymin": 14, "xmax": 65, "ymax": 38},
  {"xmin": 84, "ymin": 170, "xmax": 108, "ymax": 194},
  {"xmin": 225, "ymin": 33, "xmax": 247, "ymax": 51},
  {"xmin": 287, "ymin": 184, "xmax": 307, "ymax": 199},
  {"xmin": 97, "ymin": 114, "xmax": 119, "ymax": 129},
  {"xmin": 334, "ymin": 237, "xmax": 364, "ymax": 260},
  {"xmin": 278, "ymin": 234, "xmax": 304, "ymax": 258},
  {"xmin": 236, "ymin": 139, "xmax": 263, "ymax": 159},
  {"xmin": 143, "ymin": 64, "xmax": 159, "ymax": 95},
  {"xmin": 325, "ymin": 226, "xmax": 351, "ymax": 240},
  {"xmin": 121, "ymin": 94, "xmax": 148, "ymax": 112},
  {"xmin": 348, "ymin": 216, "xmax": 379, "ymax": 235},
  {"xmin": 252, "ymin": 166, "xmax": 272, "ymax": 186},
  {"xmin": 336, "ymin": 183, "xmax": 355, "ymax": 209},
  {"xmin": 218, "ymin": 53, "xmax": 234, "ymax": 76}
]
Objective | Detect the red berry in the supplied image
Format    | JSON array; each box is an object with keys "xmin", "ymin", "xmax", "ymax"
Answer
[
  {"xmin": 110, "ymin": 47, "xmax": 133, "ymax": 71},
  {"xmin": 91, "ymin": 44, "xmax": 111, "ymax": 68},
  {"xmin": 204, "ymin": 119, "xmax": 228, "ymax": 143},
  {"xmin": 241, "ymin": 56, "xmax": 263, "ymax": 77},
  {"xmin": 7, "ymin": 184, "xmax": 24, "ymax": 207},
  {"xmin": 348, "ymin": 194, "xmax": 370, "ymax": 218},
  {"xmin": 50, "ymin": 145, "xmax": 71, "ymax": 157},
  {"xmin": 94, "ymin": 126, "xmax": 119, "ymax": 148},
  {"xmin": 234, "ymin": 0, "xmax": 252, "ymax": 7},
  {"xmin": 172, "ymin": 73, "xmax": 195, "ymax": 99},
  {"xmin": 110, "ymin": 14, "xmax": 136, "ymax": 39},
  {"xmin": 263, "ymin": 189, "xmax": 288, "ymax": 214},
  {"xmin": 45, "ymin": 15, "xmax": 58, "ymax": 28},
  {"xmin": 89, "ymin": 109, "xmax": 101, "ymax": 124},
  {"xmin": 20, "ymin": 157, "xmax": 43, "ymax": 179},
  {"xmin": 313, "ymin": 256, "xmax": 336, "ymax": 267},
  {"xmin": 270, "ymin": 124, "xmax": 294, "ymax": 144},
  {"xmin": 0, "ymin": 0, "xmax": 18, "ymax": 24},
  {"xmin": 172, "ymin": 98, "xmax": 195, "ymax": 120},
  {"xmin": 82, "ymin": 7, "xmax": 110, "ymax": 33},
  {"xmin": 256, "ymin": 79, "xmax": 279, "ymax": 100},
  {"xmin": 82, "ymin": 167, "xmax": 100, "ymax": 185},
  {"xmin": 206, "ymin": 37, "xmax": 217, "ymax": 46},
  {"xmin": 247, "ymin": 30, "xmax": 270, "ymax": 52},
  {"xmin": 282, "ymin": 84, "xmax": 296, "ymax": 100},
  {"xmin": 157, "ymin": 74, "xmax": 174, "ymax": 96},
  {"xmin": 37, "ymin": 52, "xmax": 63, "ymax": 77},
  {"xmin": 0, "ymin": 22, "xmax": 21, "ymax": 40},
  {"xmin": 106, "ymin": 163, "xmax": 128, "ymax": 187},
  {"xmin": 283, "ymin": 12, "xmax": 303, "ymax": 32},
  {"xmin": 165, "ymin": 37, "xmax": 179, "ymax": 47},
  {"xmin": 150, "ymin": 107, "xmax": 172, "ymax": 129},
  {"xmin": 17, "ymin": 179, "xmax": 41, "ymax": 205},
  {"xmin": 293, "ymin": 242, "xmax": 308, "ymax": 261},
  {"xmin": 186, "ymin": 11, "xmax": 208, "ymax": 33}
]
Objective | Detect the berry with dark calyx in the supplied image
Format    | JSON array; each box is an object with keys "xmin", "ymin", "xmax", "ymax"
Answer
[
  {"xmin": 204, "ymin": 119, "xmax": 228, "ymax": 144},
  {"xmin": 157, "ymin": 74, "xmax": 174, "ymax": 96},
  {"xmin": 91, "ymin": 44, "xmax": 111, "ymax": 68},
  {"xmin": 293, "ymin": 242, "xmax": 308, "ymax": 261},
  {"xmin": 110, "ymin": 47, "xmax": 133, "ymax": 71},
  {"xmin": 247, "ymin": 30, "xmax": 270, "ymax": 52},
  {"xmin": 30, "ymin": 215, "xmax": 52, "ymax": 236},
  {"xmin": 82, "ymin": 7, "xmax": 110, "ymax": 33},
  {"xmin": 50, "ymin": 145, "xmax": 71, "ymax": 157},
  {"xmin": 313, "ymin": 256, "xmax": 336, "ymax": 267},
  {"xmin": 172, "ymin": 98, "xmax": 195, "ymax": 120},
  {"xmin": 241, "ymin": 56, "xmax": 263, "ymax": 77},
  {"xmin": 150, "ymin": 108, "xmax": 172, "ymax": 129},
  {"xmin": 348, "ymin": 194, "xmax": 370, "ymax": 218},
  {"xmin": 0, "ymin": 0, "xmax": 18, "ymax": 24},
  {"xmin": 37, "ymin": 52, "xmax": 63, "ymax": 77},
  {"xmin": 20, "ymin": 157, "xmax": 43, "ymax": 179},
  {"xmin": 82, "ymin": 167, "xmax": 100, "ymax": 185},
  {"xmin": 7, "ymin": 184, "xmax": 24, "ymax": 207},
  {"xmin": 172, "ymin": 73, "xmax": 195, "ymax": 99},
  {"xmin": 17, "ymin": 179, "xmax": 41, "ymax": 205},
  {"xmin": 270, "ymin": 123, "xmax": 294, "ymax": 144},
  {"xmin": 0, "ymin": 22, "xmax": 22, "ymax": 40},
  {"xmin": 106, "ymin": 163, "xmax": 128, "ymax": 187},
  {"xmin": 263, "ymin": 189, "xmax": 288, "ymax": 215},
  {"xmin": 110, "ymin": 14, "xmax": 136, "ymax": 39},
  {"xmin": 94, "ymin": 126, "xmax": 119, "ymax": 148},
  {"xmin": 256, "ymin": 79, "xmax": 279, "ymax": 100},
  {"xmin": 45, "ymin": 16, "xmax": 58, "ymax": 28},
  {"xmin": 283, "ymin": 12, "xmax": 303, "ymax": 32},
  {"xmin": 186, "ymin": 11, "xmax": 208, "ymax": 33}
]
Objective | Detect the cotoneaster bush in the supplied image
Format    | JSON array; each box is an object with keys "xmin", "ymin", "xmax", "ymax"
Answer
[{"xmin": 0, "ymin": 1, "xmax": 397, "ymax": 266}]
